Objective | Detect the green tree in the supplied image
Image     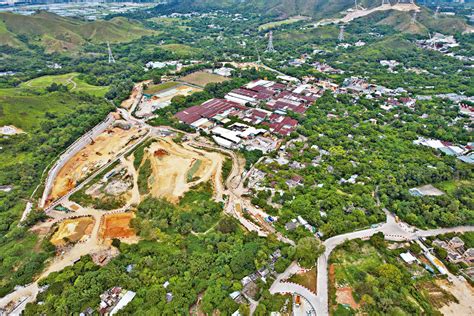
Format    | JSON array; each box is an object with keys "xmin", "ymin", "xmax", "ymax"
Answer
[{"xmin": 295, "ymin": 237, "xmax": 325, "ymax": 268}]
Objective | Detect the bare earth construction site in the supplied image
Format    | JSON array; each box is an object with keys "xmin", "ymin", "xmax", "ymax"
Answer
[{"xmin": 1, "ymin": 96, "xmax": 243, "ymax": 313}]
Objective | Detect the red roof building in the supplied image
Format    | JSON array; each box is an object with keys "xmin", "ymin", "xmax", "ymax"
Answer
[
  {"xmin": 264, "ymin": 114, "xmax": 298, "ymax": 136},
  {"xmin": 175, "ymin": 99, "xmax": 247, "ymax": 124}
]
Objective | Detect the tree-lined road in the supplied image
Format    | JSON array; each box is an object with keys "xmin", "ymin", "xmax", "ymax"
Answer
[{"xmin": 271, "ymin": 209, "xmax": 474, "ymax": 316}]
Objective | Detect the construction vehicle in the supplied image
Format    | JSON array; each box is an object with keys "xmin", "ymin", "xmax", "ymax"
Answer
[{"xmin": 295, "ymin": 295, "xmax": 301, "ymax": 307}]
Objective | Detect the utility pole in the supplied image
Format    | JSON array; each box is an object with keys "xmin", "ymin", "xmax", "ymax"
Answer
[
  {"xmin": 107, "ymin": 42, "xmax": 116, "ymax": 64},
  {"xmin": 265, "ymin": 31, "xmax": 275, "ymax": 53}
]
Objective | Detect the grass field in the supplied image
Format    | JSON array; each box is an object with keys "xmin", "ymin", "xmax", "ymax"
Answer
[
  {"xmin": 332, "ymin": 243, "xmax": 382, "ymax": 287},
  {"xmin": 0, "ymin": 18, "xmax": 25, "ymax": 48},
  {"xmin": 148, "ymin": 17, "xmax": 189, "ymax": 31},
  {"xmin": 160, "ymin": 44, "xmax": 202, "ymax": 58},
  {"xmin": 0, "ymin": 88, "xmax": 78, "ymax": 131},
  {"xmin": 143, "ymin": 81, "xmax": 180, "ymax": 95},
  {"xmin": 148, "ymin": 17, "xmax": 183, "ymax": 25},
  {"xmin": 288, "ymin": 267, "xmax": 317, "ymax": 292},
  {"xmin": 180, "ymin": 71, "xmax": 229, "ymax": 87},
  {"xmin": 436, "ymin": 180, "xmax": 472, "ymax": 195},
  {"xmin": 187, "ymin": 159, "xmax": 202, "ymax": 181},
  {"xmin": 258, "ymin": 16, "xmax": 310, "ymax": 31},
  {"xmin": 21, "ymin": 73, "xmax": 109, "ymax": 97}
]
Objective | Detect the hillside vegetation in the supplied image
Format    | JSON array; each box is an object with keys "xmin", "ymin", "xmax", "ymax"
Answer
[
  {"xmin": 163, "ymin": 0, "xmax": 382, "ymax": 18},
  {"xmin": 20, "ymin": 73, "xmax": 108, "ymax": 97},
  {"xmin": 0, "ymin": 11, "xmax": 154, "ymax": 53},
  {"xmin": 372, "ymin": 7, "xmax": 471, "ymax": 35},
  {"xmin": 159, "ymin": 0, "xmax": 471, "ymax": 34}
]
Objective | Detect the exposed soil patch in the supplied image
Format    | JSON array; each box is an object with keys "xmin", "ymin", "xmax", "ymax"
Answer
[
  {"xmin": 50, "ymin": 217, "xmax": 95, "ymax": 246},
  {"xmin": 415, "ymin": 280, "xmax": 457, "ymax": 309},
  {"xmin": 336, "ymin": 287, "xmax": 360, "ymax": 310},
  {"xmin": 437, "ymin": 279, "xmax": 474, "ymax": 316},
  {"xmin": 180, "ymin": 71, "xmax": 229, "ymax": 87},
  {"xmin": 99, "ymin": 212, "xmax": 136, "ymax": 240},
  {"xmin": 49, "ymin": 126, "xmax": 145, "ymax": 203},
  {"xmin": 91, "ymin": 248, "xmax": 120, "ymax": 266},
  {"xmin": 139, "ymin": 138, "xmax": 223, "ymax": 203},
  {"xmin": 154, "ymin": 149, "xmax": 169, "ymax": 157}
]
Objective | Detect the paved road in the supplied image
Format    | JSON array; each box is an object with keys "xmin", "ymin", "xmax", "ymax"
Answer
[{"xmin": 271, "ymin": 209, "xmax": 474, "ymax": 316}]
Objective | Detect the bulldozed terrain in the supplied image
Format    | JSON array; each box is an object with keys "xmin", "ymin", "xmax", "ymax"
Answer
[
  {"xmin": 50, "ymin": 217, "xmax": 95, "ymax": 246},
  {"xmin": 49, "ymin": 126, "xmax": 146, "ymax": 204}
]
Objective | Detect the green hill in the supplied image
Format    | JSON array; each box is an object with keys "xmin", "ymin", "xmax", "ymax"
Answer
[
  {"xmin": 0, "ymin": 11, "xmax": 155, "ymax": 53},
  {"xmin": 372, "ymin": 7, "xmax": 471, "ymax": 35},
  {"xmin": 20, "ymin": 73, "xmax": 108, "ymax": 98},
  {"xmin": 0, "ymin": 88, "xmax": 80, "ymax": 131},
  {"xmin": 163, "ymin": 0, "xmax": 382, "ymax": 19},
  {"xmin": 0, "ymin": 73, "xmax": 109, "ymax": 130},
  {"xmin": 0, "ymin": 19, "xmax": 25, "ymax": 48},
  {"xmin": 160, "ymin": 0, "xmax": 471, "ymax": 34}
]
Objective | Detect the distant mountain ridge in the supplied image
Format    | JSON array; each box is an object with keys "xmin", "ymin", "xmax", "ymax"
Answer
[
  {"xmin": 161, "ymin": 0, "xmax": 471, "ymax": 34},
  {"xmin": 0, "ymin": 11, "xmax": 154, "ymax": 53},
  {"xmin": 163, "ymin": 0, "xmax": 383, "ymax": 18}
]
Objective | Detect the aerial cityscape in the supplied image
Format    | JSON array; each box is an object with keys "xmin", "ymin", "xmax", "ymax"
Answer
[{"xmin": 0, "ymin": 0, "xmax": 473, "ymax": 315}]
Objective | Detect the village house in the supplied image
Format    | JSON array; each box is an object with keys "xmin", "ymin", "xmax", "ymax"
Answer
[
  {"xmin": 286, "ymin": 175, "xmax": 303, "ymax": 188},
  {"xmin": 285, "ymin": 219, "xmax": 300, "ymax": 231},
  {"xmin": 447, "ymin": 251, "xmax": 464, "ymax": 263},
  {"xmin": 448, "ymin": 236, "xmax": 465, "ymax": 249},
  {"xmin": 433, "ymin": 239, "xmax": 448, "ymax": 249},
  {"xmin": 400, "ymin": 251, "xmax": 418, "ymax": 264},
  {"xmin": 98, "ymin": 287, "xmax": 136, "ymax": 315},
  {"xmin": 464, "ymin": 248, "xmax": 474, "ymax": 263}
]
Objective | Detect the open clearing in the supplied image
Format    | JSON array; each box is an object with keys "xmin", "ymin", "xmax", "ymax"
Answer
[
  {"xmin": 143, "ymin": 81, "xmax": 180, "ymax": 95},
  {"xmin": 120, "ymin": 80, "xmax": 149, "ymax": 110},
  {"xmin": 0, "ymin": 125, "xmax": 24, "ymax": 135},
  {"xmin": 50, "ymin": 217, "xmax": 94, "ymax": 246},
  {"xmin": 437, "ymin": 279, "xmax": 474, "ymax": 316},
  {"xmin": 100, "ymin": 212, "xmax": 136, "ymax": 240},
  {"xmin": 288, "ymin": 267, "xmax": 317, "ymax": 293},
  {"xmin": 137, "ymin": 83, "xmax": 201, "ymax": 118},
  {"xmin": 160, "ymin": 44, "xmax": 201, "ymax": 57},
  {"xmin": 0, "ymin": 88, "xmax": 79, "ymax": 131},
  {"xmin": 49, "ymin": 126, "xmax": 146, "ymax": 203},
  {"xmin": 139, "ymin": 138, "xmax": 224, "ymax": 203},
  {"xmin": 21, "ymin": 73, "xmax": 109, "ymax": 97},
  {"xmin": 316, "ymin": 3, "xmax": 420, "ymax": 26},
  {"xmin": 180, "ymin": 71, "xmax": 229, "ymax": 87},
  {"xmin": 336, "ymin": 287, "xmax": 359, "ymax": 310},
  {"xmin": 259, "ymin": 15, "xmax": 310, "ymax": 31}
]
